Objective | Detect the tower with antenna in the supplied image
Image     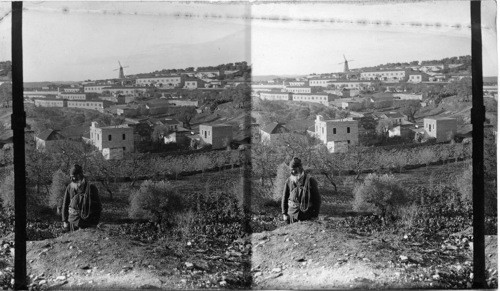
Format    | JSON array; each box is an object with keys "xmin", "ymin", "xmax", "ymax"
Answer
[
  {"xmin": 113, "ymin": 61, "xmax": 129, "ymax": 79},
  {"xmin": 338, "ymin": 55, "xmax": 355, "ymax": 73}
]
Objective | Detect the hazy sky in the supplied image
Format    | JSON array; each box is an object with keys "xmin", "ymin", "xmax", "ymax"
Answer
[
  {"xmin": 1, "ymin": 2, "xmax": 251, "ymax": 81},
  {"xmin": 251, "ymin": 0, "xmax": 497, "ymax": 76},
  {"xmin": 0, "ymin": 1, "xmax": 498, "ymax": 81}
]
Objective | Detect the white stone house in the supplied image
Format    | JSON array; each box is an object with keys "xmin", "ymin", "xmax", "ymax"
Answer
[
  {"xmin": 424, "ymin": 117, "xmax": 457, "ymax": 143},
  {"xmin": 314, "ymin": 115, "xmax": 359, "ymax": 153}
]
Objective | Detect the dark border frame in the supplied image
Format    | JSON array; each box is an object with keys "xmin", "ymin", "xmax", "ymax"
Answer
[{"xmin": 11, "ymin": 1, "xmax": 488, "ymax": 289}]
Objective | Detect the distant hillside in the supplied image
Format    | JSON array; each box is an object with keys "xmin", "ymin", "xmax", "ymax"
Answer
[
  {"xmin": 23, "ymin": 81, "xmax": 80, "ymax": 89},
  {"xmin": 484, "ymin": 76, "xmax": 498, "ymax": 84},
  {"xmin": 133, "ymin": 61, "xmax": 250, "ymax": 79}
]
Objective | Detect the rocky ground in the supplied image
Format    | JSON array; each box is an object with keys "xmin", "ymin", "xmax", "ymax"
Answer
[
  {"xmin": 251, "ymin": 219, "xmax": 497, "ymax": 289},
  {"xmin": 1, "ymin": 224, "xmax": 251, "ymax": 290},
  {"xmin": 0, "ymin": 217, "xmax": 497, "ymax": 290}
]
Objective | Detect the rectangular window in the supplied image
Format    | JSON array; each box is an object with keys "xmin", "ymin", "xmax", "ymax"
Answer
[
  {"xmin": 108, "ymin": 135, "xmax": 112, "ymax": 141},
  {"xmin": 123, "ymin": 147, "xmax": 126, "ymax": 151},
  {"xmin": 347, "ymin": 140, "xmax": 350, "ymax": 144},
  {"xmin": 347, "ymin": 127, "xmax": 350, "ymax": 133},
  {"xmin": 429, "ymin": 124, "xmax": 431, "ymax": 131},
  {"xmin": 122, "ymin": 133, "xmax": 126, "ymax": 140},
  {"xmin": 333, "ymin": 128, "xmax": 336, "ymax": 134}
]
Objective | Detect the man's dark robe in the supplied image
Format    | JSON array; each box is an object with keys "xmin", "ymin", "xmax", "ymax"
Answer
[
  {"xmin": 62, "ymin": 178, "xmax": 102, "ymax": 228},
  {"xmin": 281, "ymin": 172, "xmax": 321, "ymax": 223}
]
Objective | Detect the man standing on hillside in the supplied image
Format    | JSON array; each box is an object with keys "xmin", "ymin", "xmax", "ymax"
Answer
[
  {"xmin": 62, "ymin": 164, "xmax": 102, "ymax": 231},
  {"xmin": 282, "ymin": 157, "xmax": 321, "ymax": 223}
]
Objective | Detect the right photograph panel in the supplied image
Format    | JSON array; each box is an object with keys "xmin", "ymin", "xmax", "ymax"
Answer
[{"xmin": 249, "ymin": 0, "xmax": 497, "ymax": 288}]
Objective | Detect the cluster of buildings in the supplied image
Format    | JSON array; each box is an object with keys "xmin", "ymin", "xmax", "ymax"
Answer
[
  {"xmin": 257, "ymin": 112, "xmax": 458, "ymax": 153},
  {"xmin": 34, "ymin": 116, "xmax": 236, "ymax": 160}
]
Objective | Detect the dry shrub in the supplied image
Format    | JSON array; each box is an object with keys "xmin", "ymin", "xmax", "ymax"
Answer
[
  {"xmin": 173, "ymin": 210, "xmax": 197, "ymax": 238},
  {"xmin": 352, "ymin": 173, "xmax": 407, "ymax": 218},
  {"xmin": 0, "ymin": 170, "xmax": 46, "ymax": 219},
  {"xmin": 397, "ymin": 203, "xmax": 422, "ymax": 230},
  {"xmin": 272, "ymin": 162, "xmax": 289, "ymax": 202},
  {"xmin": 251, "ymin": 180, "xmax": 278, "ymax": 211},
  {"xmin": 48, "ymin": 169, "xmax": 68, "ymax": 212},
  {"xmin": 128, "ymin": 180, "xmax": 184, "ymax": 228}
]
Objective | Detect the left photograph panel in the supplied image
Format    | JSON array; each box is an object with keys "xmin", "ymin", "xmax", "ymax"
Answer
[
  {"xmin": 0, "ymin": 0, "xmax": 15, "ymax": 288},
  {"xmin": 2, "ymin": 2, "xmax": 252, "ymax": 289}
]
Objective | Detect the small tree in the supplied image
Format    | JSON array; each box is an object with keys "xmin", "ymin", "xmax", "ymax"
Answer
[
  {"xmin": 376, "ymin": 119, "xmax": 394, "ymax": 137},
  {"xmin": 352, "ymin": 173, "xmax": 407, "ymax": 220},
  {"xmin": 48, "ymin": 169, "xmax": 69, "ymax": 214},
  {"xmin": 402, "ymin": 102, "xmax": 420, "ymax": 123},
  {"xmin": 128, "ymin": 180, "xmax": 184, "ymax": 231}
]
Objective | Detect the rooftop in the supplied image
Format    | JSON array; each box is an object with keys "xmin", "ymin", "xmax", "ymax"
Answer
[
  {"xmin": 37, "ymin": 129, "xmax": 64, "ymax": 141},
  {"xmin": 291, "ymin": 93, "xmax": 329, "ymax": 96},
  {"xmin": 200, "ymin": 123, "xmax": 232, "ymax": 128},
  {"xmin": 137, "ymin": 75, "xmax": 182, "ymax": 79},
  {"xmin": 424, "ymin": 116, "xmax": 457, "ymax": 121},
  {"xmin": 361, "ymin": 68, "xmax": 409, "ymax": 73},
  {"xmin": 260, "ymin": 122, "xmax": 289, "ymax": 134},
  {"xmin": 329, "ymin": 80, "xmax": 371, "ymax": 83}
]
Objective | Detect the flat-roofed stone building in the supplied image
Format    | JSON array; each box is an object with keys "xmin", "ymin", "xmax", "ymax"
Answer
[
  {"xmin": 199, "ymin": 124, "xmax": 233, "ymax": 149},
  {"xmin": 314, "ymin": 115, "xmax": 359, "ymax": 153},
  {"xmin": 424, "ymin": 117, "xmax": 457, "ymax": 143},
  {"xmin": 90, "ymin": 122, "xmax": 134, "ymax": 159}
]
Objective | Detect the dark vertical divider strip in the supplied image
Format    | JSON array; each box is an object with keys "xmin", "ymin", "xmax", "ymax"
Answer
[
  {"xmin": 11, "ymin": 1, "xmax": 27, "ymax": 290},
  {"xmin": 470, "ymin": 1, "xmax": 486, "ymax": 288}
]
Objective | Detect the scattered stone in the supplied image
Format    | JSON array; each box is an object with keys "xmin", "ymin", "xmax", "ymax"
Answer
[
  {"xmin": 185, "ymin": 262, "xmax": 194, "ymax": 269},
  {"xmin": 56, "ymin": 275, "xmax": 66, "ymax": 281},
  {"xmin": 362, "ymin": 258, "xmax": 371, "ymax": 262},
  {"xmin": 271, "ymin": 268, "xmax": 282, "ymax": 273},
  {"xmin": 263, "ymin": 273, "xmax": 283, "ymax": 280},
  {"xmin": 399, "ymin": 255, "xmax": 409, "ymax": 262},
  {"xmin": 187, "ymin": 241, "xmax": 192, "ymax": 246},
  {"xmin": 254, "ymin": 272, "xmax": 262, "ymax": 277},
  {"xmin": 355, "ymin": 277, "xmax": 373, "ymax": 284},
  {"xmin": 39, "ymin": 280, "xmax": 47, "ymax": 285},
  {"xmin": 432, "ymin": 274, "xmax": 440, "ymax": 280},
  {"xmin": 219, "ymin": 280, "xmax": 227, "ymax": 286}
]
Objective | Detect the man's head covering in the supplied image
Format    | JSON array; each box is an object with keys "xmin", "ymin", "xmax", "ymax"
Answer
[
  {"xmin": 289, "ymin": 157, "xmax": 302, "ymax": 169},
  {"xmin": 69, "ymin": 164, "xmax": 83, "ymax": 176}
]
